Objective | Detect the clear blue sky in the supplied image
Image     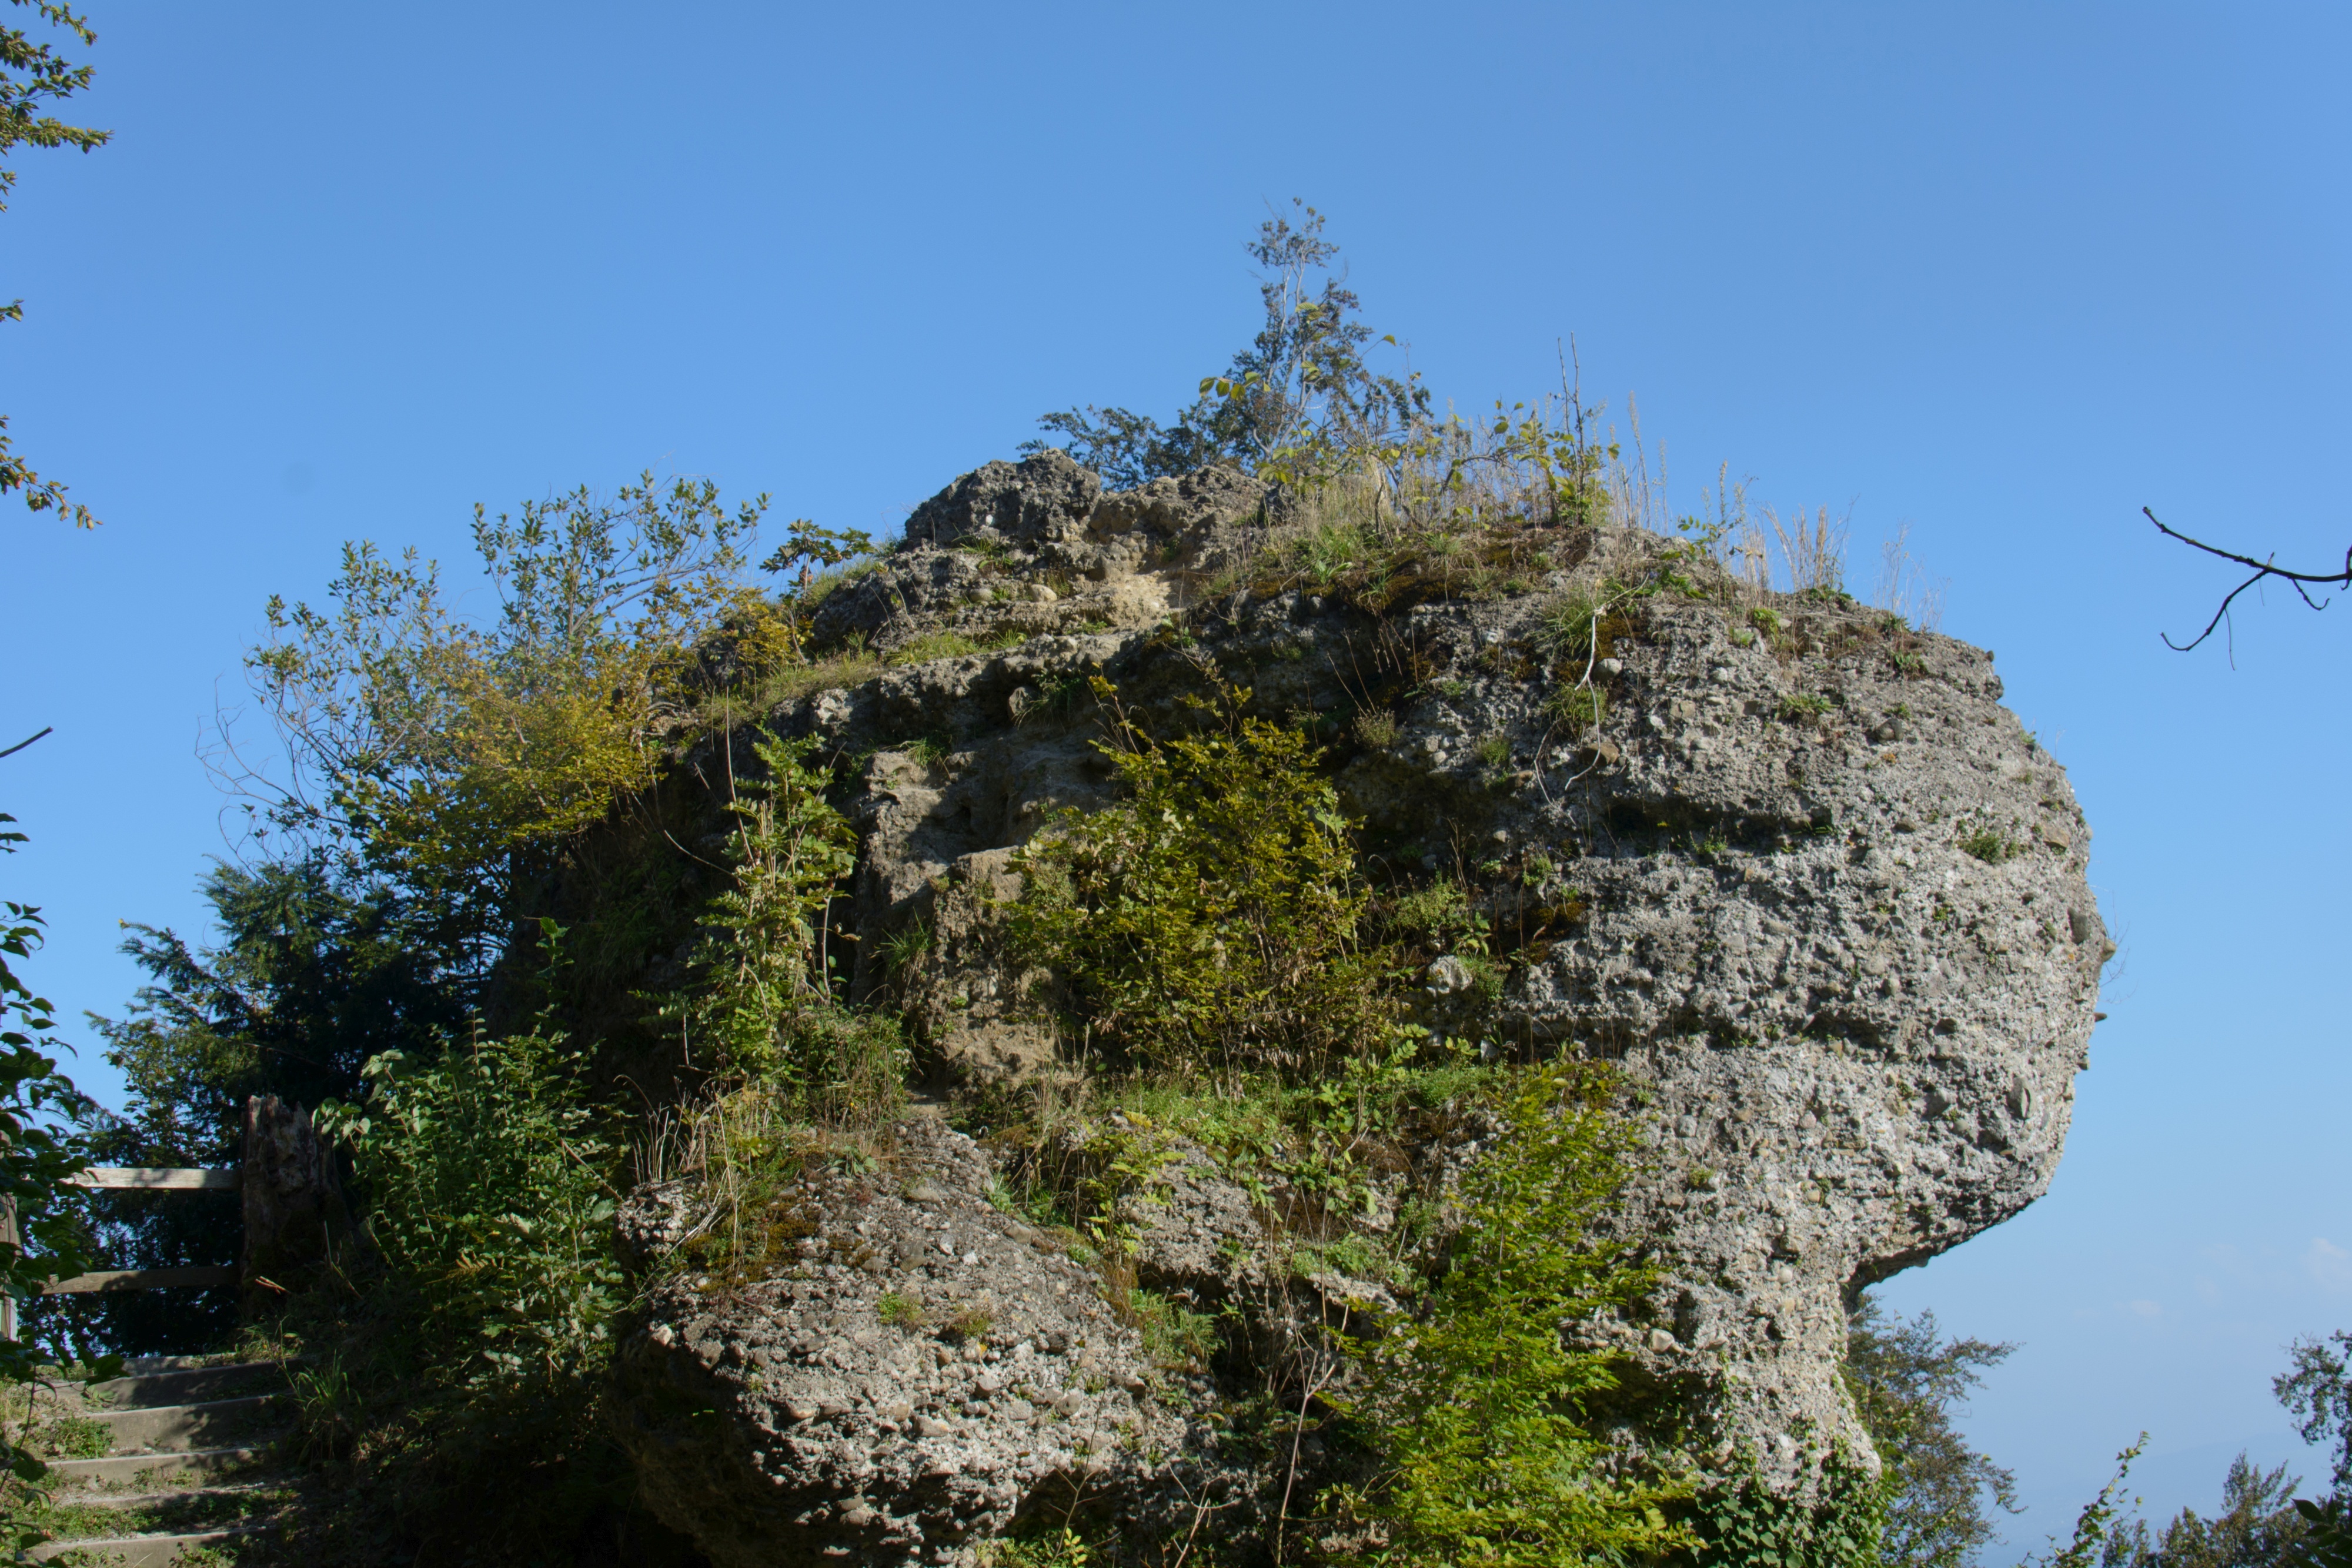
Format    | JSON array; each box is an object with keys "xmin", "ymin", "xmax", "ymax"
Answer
[{"xmin": 7, "ymin": 2, "xmax": 2348, "ymax": 1551}]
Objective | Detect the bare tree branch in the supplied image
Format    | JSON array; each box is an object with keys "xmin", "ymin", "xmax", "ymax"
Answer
[
  {"xmin": 2145, "ymin": 507, "xmax": 2352, "ymax": 653},
  {"xmin": 0, "ymin": 727, "xmax": 52, "ymax": 761}
]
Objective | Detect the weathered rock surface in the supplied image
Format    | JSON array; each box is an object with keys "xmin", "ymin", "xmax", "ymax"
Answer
[
  {"xmin": 619, "ymin": 454, "xmax": 2110, "ymax": 1554},
  {"xmin": 808, "ymin": 450, "xmax": 1267, "ymax": 656},
  {"xmin": 612, "ymin": 1119, "xmax": 1230, "ymax": 1567}
]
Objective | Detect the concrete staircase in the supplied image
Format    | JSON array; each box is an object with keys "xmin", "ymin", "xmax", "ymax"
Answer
[{"xmin": 28, "ymin": 1356, "xmax": 293, "ymax": 1566}]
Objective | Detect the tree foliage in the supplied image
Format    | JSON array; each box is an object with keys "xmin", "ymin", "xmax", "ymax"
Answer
[
  {"xmin": 1025, "ymin": 201, "xmax": 1429, "ymax": 492},
  {"xmin": 1027, "ymin": 202, "xmax": 1622, "ymax": 552},
  {"xmin": 2278, "ymin": 1330, "xmax": 2352, "ymax": 1500},
  {"xmin": 1, "ymin": 1, "xmax": 109, "ymax": 527},
  {"xmin": 37, "ymin": 855, "xmax": 465, "ymax": 1354},
  {"xmin": 2097, "ymin": 1455, "xmax": 2313, "ymax": 1568},
  {"xmin": 1843, "ymin": 1293, "xmax": 2019, "ymax": 1567},
  {"xmin": 237, "ymin": 473, "xmax": 773, "ymax": 969},
  {"xmin": 0, "ymin": 811, "xmax": 113, "ymax": 1487}
]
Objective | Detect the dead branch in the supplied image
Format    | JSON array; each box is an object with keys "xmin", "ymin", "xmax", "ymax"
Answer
[{"xmin": 2146, "ymin": 507, "xmax": 2352, "ymax": 653}]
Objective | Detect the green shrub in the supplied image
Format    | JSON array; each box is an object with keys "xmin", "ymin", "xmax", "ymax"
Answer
[
  {"xmin": 1957, "ymin": 823, "xmax": 2022, "ymax": 865},
  {"xmin": 1352, "ymin": 708, "xmax": 1400, "ymax": 749},
  {"xmin": 669, "ymin": 731, "xmax": 906, "ymax": 1118},
  {"xmin": 979, "ymin": 1529, "xmax": 1095, "ymax": 1568},
  {"xmin": 1329, "ymin": 1062, "xmax": 1692, "ymax": 1565},
  {"xmin": 1291, "ymin": 521, "xmax": 1378, "ymax": 585},
  {"xmin": 1779, "ymin": 692, "xmax": 1834, "ymax": 720},
  {"xmin": 1538, "ymin": 583, "xmax": 1627, "ymax": 668},
  {"xmin": 1686, "ymin": 1454, "xmax": 1886, "ymax": 1568},
  {"xmin": 1126, "ymin": 1288, "xmax": 1217, "ymax": 1370},
  {"xmin": 326, "ymin": 1025, "xmax": 623, "ymax": 1400},
  {"xmin": 1007, "ymin": 683, "xmax": 1399, "ymax": 1079},
  {"xmin": 1388, "ymin": 878, "xmax": 1476, "ymax": 944}
]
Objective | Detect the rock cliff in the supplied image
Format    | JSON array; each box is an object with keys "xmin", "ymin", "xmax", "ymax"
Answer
[{"xmin": 611, "ymin": 452, "xmax": 2109, "ymax": 1564}]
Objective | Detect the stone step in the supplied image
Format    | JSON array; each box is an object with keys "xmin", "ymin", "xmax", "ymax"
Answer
[
  {"xmin": 28, "ymin": 1523, "xmax": 256, "ymax": 1565},
  {"xmin": 87, "ymin": 1360, "xmax": 291, "ymax": 1410},
  {"xmin": 88, "ymin": 1393, "xmax": 282, "ymax": 1453},
  {"xmin": 43, "ymin": 1481, "xmax": 272, "ymax": 1513},
  {"xmin": 46, "ymin": 1444, "xmax": 275, "ymax": 1487}
]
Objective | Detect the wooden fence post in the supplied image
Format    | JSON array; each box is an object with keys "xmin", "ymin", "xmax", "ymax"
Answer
[
  {"xmin": 1, "ymin": 1195, "xmax": 15, "ymax": 1343},
  {"xmin": 240, "ymin": 1096, "xmax": 346, "ymax": 1309}
]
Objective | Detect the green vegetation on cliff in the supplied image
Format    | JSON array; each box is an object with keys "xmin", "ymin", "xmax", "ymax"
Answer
[{"xmin": 3, "ymin": 200, "xmax": 2154, "ymax": 1568}]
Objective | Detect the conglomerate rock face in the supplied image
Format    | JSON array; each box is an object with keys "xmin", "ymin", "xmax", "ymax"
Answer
[
  {"xmin": 611, "ymin": 1119, "xmax": 1230, "ymax": 1567},
  {"xmin": 617, "ymin": 454, "xmax": 2110, "ymax": 1562}
]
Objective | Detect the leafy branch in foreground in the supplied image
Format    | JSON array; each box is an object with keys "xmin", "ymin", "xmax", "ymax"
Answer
[
  {"xmin": 2023, "ymin": 1435, "xmax": 2144, "ymax": 1568},
  {"xmin": 0, "ymin": 811, "xmax": 118, "ymax": 1505},
  {"xmin": 2, "ymin": 0, "xmax": 111, "ymax": 527}
]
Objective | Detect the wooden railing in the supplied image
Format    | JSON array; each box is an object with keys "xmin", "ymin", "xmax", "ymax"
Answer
[
  {"xmin": 0, "ymin": 1096, "xmax": 342, "ymax": 1340},
  {"xmin": 48, "ymin": 1168, "xmax": 244, "ymax": 1294}
]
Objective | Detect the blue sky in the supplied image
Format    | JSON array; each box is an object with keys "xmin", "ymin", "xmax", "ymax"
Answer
[{"xmin": 6, "ymin": 2, "xmax": 2349, "ymax": 1550}]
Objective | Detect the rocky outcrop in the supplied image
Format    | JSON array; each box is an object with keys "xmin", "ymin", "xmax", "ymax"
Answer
[
  {"xmin": 807, "ymin": 451, "xmax": 1267, "ymax": 656},
  {"xmin": 612, "ymin": 1119, "xmax": 1234, "ymax": 1567},
  {"xmin": 617, "ymin": 454, "xmax": 2110, "ymax": 1560}
]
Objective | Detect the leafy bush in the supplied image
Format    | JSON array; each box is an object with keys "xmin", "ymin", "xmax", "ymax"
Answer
[
  {"xmin": 1779, "ymin": 693, "xmax": 1835, "ymax": 720},
  {"xmin": 1387, "ymin": 878, "xmax": 1481, "ymax": 948},
  {"xmin": 1008, "ymin": 683, "xmax": 1398, "ymax": 1080},
  {"xmin": 1352, "ymin": 708, "xmax": 1399, "ymax": 749},
  {"xmin": 324, "ymin": 1024, "xmax": 622, "ymax": 1400},
  {"xmin": 1958, "ymin": 823, "xmax": 2022, "ymax": 865},
  {"xmin": 1687, "ymin": 1455, "xmax": 1887, "ymax": 1568},
  {"xmin": 1329, "ymin": 1062, "xmax": 1690, "ymax": 1566},
  {"xmin": 0, "ymin": 812, "xmax": 118, "ymax": 1505},
  {"xmin": 245, "ymin": 1085, "xmax": 688, "ymax": 1566},
  {"xmin": 670, "ymin": 731, "xmax": 905, "ymax": 1118}
]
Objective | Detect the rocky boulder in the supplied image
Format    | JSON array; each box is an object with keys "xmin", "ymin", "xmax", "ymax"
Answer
[
  {"xmin": 612, "ymin": 1119, "xmax": 1235, "ymax": 1567},
  {"xmin": 623, "ymin": 459, "xmax": 2111, "ymax": 1546}
]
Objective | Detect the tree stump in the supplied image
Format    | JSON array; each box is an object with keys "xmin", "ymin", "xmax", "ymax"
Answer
[{"xmin": 240, "ymin": 1096, "xmax": 346, "ymax": 1310}]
